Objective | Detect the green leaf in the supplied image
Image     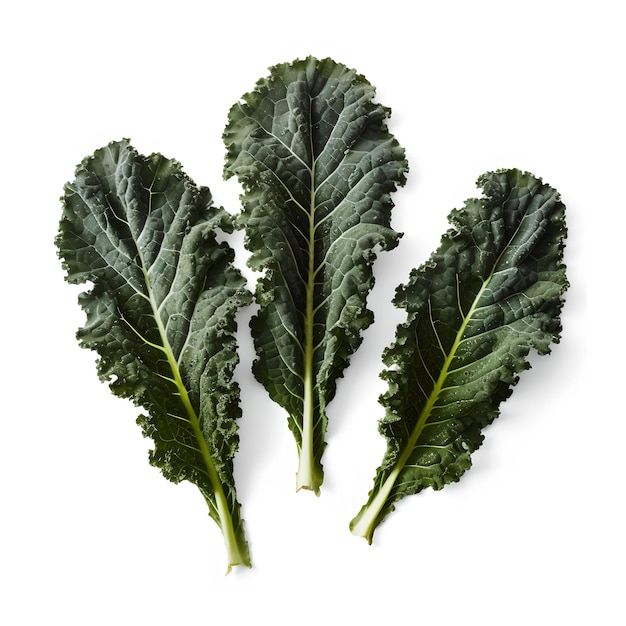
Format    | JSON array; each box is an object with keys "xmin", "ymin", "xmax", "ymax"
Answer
[
  {"xmin": 350, "ymin": 169, "xmax": 568, "ymax": 542},
  {"xmin": 224, "ymin": 57, "xmax": 408, "ymax": 494},
  {"xmin": 56, "ymin": 140, "xmax": 252, "ymax": 572}
]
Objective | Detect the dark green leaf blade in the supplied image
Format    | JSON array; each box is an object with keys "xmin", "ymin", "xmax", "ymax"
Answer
[
  {"xmin": 56, "ymin": 140, "xmax": 252, "ymax": 571},
  {"xmin": 224, "ymin": 57, "xmax": 408, "ymax": 493},
  {"xmin": 350, "ymin": 169, "xmax": 568, "ymax": 542}
]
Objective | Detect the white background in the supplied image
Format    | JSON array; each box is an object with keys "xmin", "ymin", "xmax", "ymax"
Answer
[{"xmin": 1, "ymin": 1, "xmax": 621, "ymax": 624}]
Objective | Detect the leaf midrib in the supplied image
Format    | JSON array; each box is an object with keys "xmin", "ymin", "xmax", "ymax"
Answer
[
  {"xmin": 133, "ymin": 189, "xmax": 235, "ymax": 531},
  {"xmin": 295, "ymin": 94, "xmax": 321, "ymax": 490},
  {"xmin": 363, "ymin": 206, "xmax": 535, "ymax": 517}
]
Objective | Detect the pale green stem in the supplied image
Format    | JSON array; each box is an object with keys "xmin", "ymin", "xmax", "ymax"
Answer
[
  {"xmin": 139, "ymin": 259, "xmax": 251, "ymax": 570},
  {"xmin": 351, "ymin": 277, "xmax": 490, "ymax": 542},
  {"xmin": 295, "ymin": 154, "xmax": 323, "ymax": 495}
]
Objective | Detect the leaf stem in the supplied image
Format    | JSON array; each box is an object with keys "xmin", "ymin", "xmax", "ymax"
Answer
[
  {"xmin": 351, "ymin": 278, "xmax": 490, "ymax": 542},
  {"xmin": 141, "ymin": 263, "xmax": 251, "ymax": 569},
  {"xmin": 295, "ymin": 151, "xmax": 323, "ymax": 495},
  {"xmin": 296, "ymin": 361, "xmax": 321, "ymax": 494},
  {"xmin": 349, "ymin": 472, "xmax": 398, "ymax": 544}
]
